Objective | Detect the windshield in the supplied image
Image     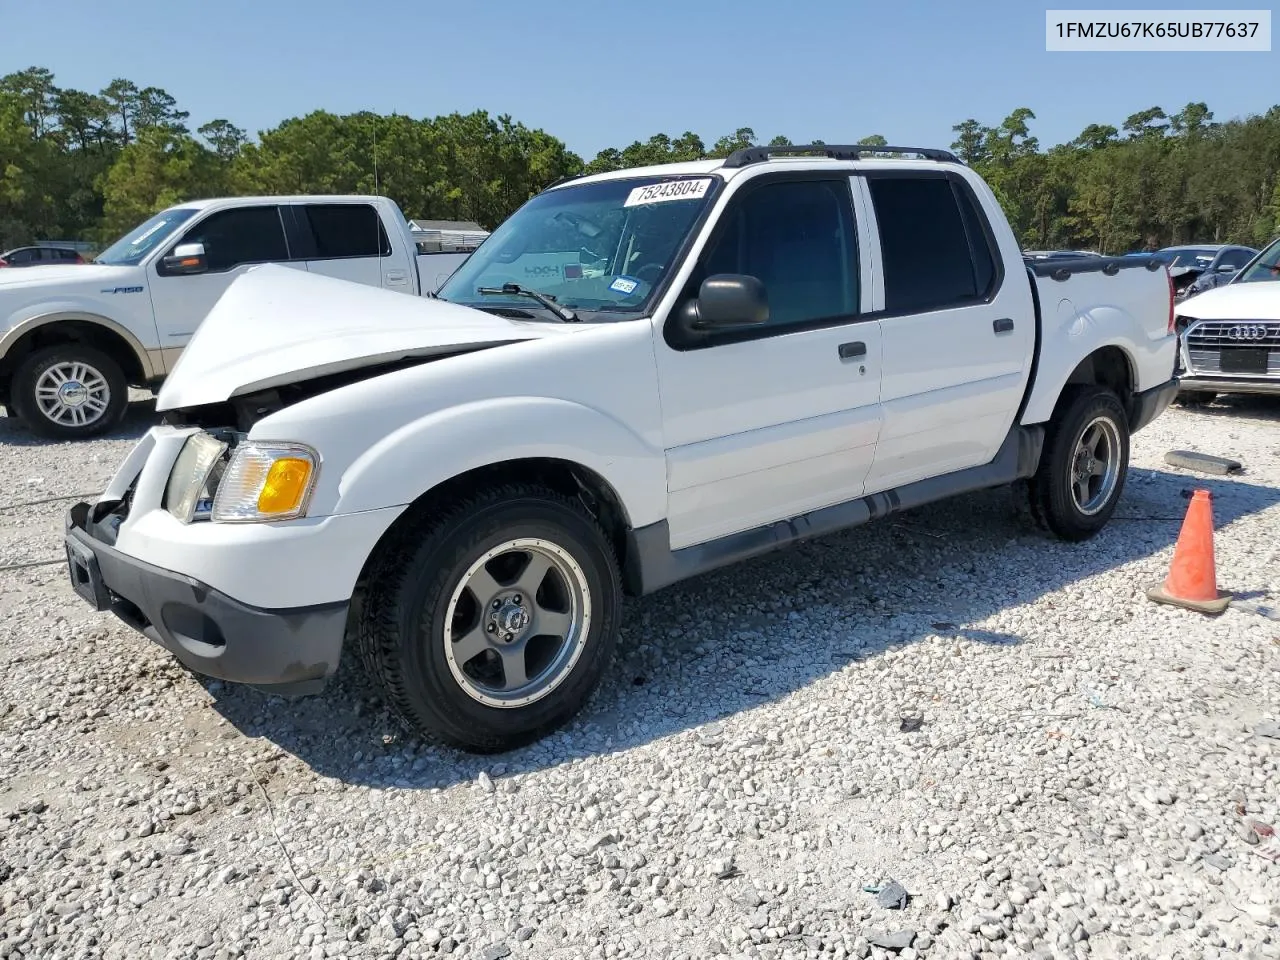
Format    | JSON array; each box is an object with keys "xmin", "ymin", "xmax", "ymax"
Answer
[
  {"xmin": 437, "ymin": 174, "xmax": 719, "ymax": 316},
  {"xmin": 1235, "ymin": 238, "xmax": 1280, "ymax": 283},
  {"xmin": 95, "ymin": 207, "xmax": 201, "ymax": 266}
]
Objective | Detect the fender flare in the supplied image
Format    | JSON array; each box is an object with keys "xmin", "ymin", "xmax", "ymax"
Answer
[
  {"xmin": 322, "ymin": 396, "xmax": 667, "ymax": 527},
  {"xmin": 0, "ymin": 310, "xmax": 157, "ymax": 379},
  {"xmin": 1022, "ymin": 335, "xmax": 1142, "ymax": 427}
]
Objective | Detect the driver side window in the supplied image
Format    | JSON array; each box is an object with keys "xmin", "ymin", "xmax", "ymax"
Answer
[
  {"xmin": 174, "ymin": 206, "xmax": 289, "ymax": 273},
  {"xmin": 694, "ymin": 179, "xmax": 859, "ymax": 328}
]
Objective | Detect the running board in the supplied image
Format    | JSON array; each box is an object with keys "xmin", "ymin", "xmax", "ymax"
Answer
[{"xmin": 625, "ymin": 424, "xmax": 1045, "ymax": 596}]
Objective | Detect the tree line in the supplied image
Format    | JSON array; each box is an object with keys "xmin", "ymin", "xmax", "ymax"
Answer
[{"xmin": 3, "ymin": 66, "xmax": 1279, "ymax": 254}]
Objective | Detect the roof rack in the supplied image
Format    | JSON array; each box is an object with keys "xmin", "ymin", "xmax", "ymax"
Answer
[
  {"xmin": 720, "ymin": 143, "xmax": 962, "ymax": 169},
  {"xmin": 545, "ymin": 172, "xmax": 584, "ymax": 189}
]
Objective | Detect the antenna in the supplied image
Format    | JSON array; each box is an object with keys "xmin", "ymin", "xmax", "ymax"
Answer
[{"xmin": 372, "ymin": 117, "xmax": 380, "ymax": 194}]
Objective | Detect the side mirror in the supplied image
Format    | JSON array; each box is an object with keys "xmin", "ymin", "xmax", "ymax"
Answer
[
  {"xmin": 161, "ymin": 242, "xmax": 207, "ymax": 275},
  {"xmin": 677, "ymin": 274, "xmax": 769, "ymax": 333}
]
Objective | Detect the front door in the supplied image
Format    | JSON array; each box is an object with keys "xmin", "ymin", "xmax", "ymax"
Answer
[
  {"xmin": 653, "ymin": 174, "xmax": 885, "ymax": 551},
  {"xmin": 147, "ymin": 204, "xmax": 300, "ymax": 361}
]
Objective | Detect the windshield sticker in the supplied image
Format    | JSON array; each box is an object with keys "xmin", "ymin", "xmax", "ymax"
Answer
[
  {"xmin": 128, "ymin": 221, "xmax": 171, "ymax": 245},
  {"xmin": 624, "ymin": 178, "xmax": 712, "ymax": 208},
  {"xmin": 609, "ymin": 276, "xmax": 640, "ymax": 295},
  {"xmin": 564, "ymin": 264, "xmax": 583, "ymax": 279}
]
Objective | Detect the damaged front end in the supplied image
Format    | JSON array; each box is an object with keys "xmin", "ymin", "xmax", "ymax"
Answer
[{"xmin": 160, "ymin": 352, "xmax": 464, "ymax": 433}]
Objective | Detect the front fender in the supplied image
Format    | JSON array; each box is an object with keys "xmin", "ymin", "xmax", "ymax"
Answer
[
  {"xmin": 321, "ymin": 396, "xmax": 667, "ymax": 528},
  {"xmin": 0, "ymin": 302, "xmax": 157, "ymax": 378}
]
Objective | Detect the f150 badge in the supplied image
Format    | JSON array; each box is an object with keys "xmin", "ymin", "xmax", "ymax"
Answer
[{"xmin": 100, "ymin": 286, "xmax": 144, "ymax": 294}]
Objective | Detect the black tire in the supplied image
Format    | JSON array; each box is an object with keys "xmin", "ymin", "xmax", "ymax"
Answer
[
  {"xmin": 1026, "ymin": 386, "xmax": 1130, "ymax": 542},
  {"xmin": 1174, "ymin": 390, "xmax": 1216, "ymax": 408},
  {"xmin": 356, "ymin": 483, "xmax": 622, "ymax": 753},
  {"xmin": 9, "ymin": 344, "xmax": 128, "ymax": 440}
]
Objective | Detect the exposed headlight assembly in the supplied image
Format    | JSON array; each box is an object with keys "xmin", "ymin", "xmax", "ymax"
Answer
[
  {"xmin": 164, "ymin": 432, "xmax": 228, "ymax": 523},
  {"xmin": 212, "ymin": 441, "xmax": 320, "ymax": 523}
]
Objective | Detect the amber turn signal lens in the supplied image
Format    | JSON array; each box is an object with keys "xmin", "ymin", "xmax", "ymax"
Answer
[{"xmin": 256, "ymin": 457, "xmax": 313, "ymax": 514}]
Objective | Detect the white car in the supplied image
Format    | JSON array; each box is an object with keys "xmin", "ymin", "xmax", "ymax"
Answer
[
  {"xmin": 1175, "ymin": 235, "xmax": 1280, "ymax": 402},
  {"xmin": 0, "ymin": 195, "xmax": 472, "ymax": 438},
  {"xmin": 65, "ymin": 144, "xmax": 1180, "ymax": 752}
]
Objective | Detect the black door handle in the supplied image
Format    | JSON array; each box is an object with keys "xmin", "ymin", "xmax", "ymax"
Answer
[
  {"xmin": 993, "ymin": 318, "xmax": 1014, "ymax": 333},
  {"xmin": 838, "ymin": 341, "xmax": 866, "ymax": 360}
]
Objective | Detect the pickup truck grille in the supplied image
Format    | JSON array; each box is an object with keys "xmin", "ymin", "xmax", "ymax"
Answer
[{"xmin": 1185, "ymin": 320, "xmax": 1280, "ymax": 378}]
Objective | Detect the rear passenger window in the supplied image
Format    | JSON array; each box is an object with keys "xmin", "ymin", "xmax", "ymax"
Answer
[
  {"xmin": 868, "ymin": 176, "xmax": 997, "ymax": 313},
  {"xmin": 302, "ymin": 204, "xmax": 392, "ymax": 259},
  {"xmin": 699, "ymin": 179, "xmax": 858, "ymax": 328}
]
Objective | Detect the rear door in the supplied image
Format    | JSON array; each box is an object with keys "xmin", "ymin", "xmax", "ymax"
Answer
[
  {"xmin": 860, "ymin": 170, "xmax": 1034, "ymax": 492},
  {"xmin": 653, "ymin": 173, "xmax": 884, "ymax": 550},
  {"xmin": 287, "ymin": 202, "xmax": 396, "ymax": 291}
]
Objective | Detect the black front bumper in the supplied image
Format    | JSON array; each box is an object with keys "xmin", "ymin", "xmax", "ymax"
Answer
[
  {"xmin": 1130, "ymin": 377, "xmax": 1180, "ymax": 433},
  {"xmin": 64, "ymin": 502, "xmax": 349, "ymax": 695}
]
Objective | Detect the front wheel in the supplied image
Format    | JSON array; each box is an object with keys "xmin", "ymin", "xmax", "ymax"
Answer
[
  {"xmin": 9, "ymin": 345, "xmax": 128, "ymax": 439},
  {"xmin": 357, "ymin": 483, "xmax": 622, "ymax": 753},
  {"xmin": 1026, "ymin": 386, "xmax": 1131, "ymax": 542}
]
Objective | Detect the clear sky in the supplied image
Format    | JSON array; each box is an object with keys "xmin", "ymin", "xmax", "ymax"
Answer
[{"xmin": 4, "ymin": 0, "xmax": 1277, "ymax": 159}]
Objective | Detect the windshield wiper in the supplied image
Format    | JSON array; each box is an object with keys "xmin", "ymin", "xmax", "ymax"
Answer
[{"xmin": 477, "ymin": 283, "xmax": 578, "ymax": 322}]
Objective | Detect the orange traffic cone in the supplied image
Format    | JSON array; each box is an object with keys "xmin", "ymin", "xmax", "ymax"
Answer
[{"xmin": 1146, "ymin": 489, "xmax": 1232, "ymax": 614}]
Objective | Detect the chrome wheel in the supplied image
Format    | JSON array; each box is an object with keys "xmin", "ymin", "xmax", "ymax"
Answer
[
  {"xmin": 33, "ymin": 361, "xmax": 111, "ymax": 428},
  {"xmin": 443, "ymin": 538, "xmax": 591, "ymax": 709},
  {"xmin": 1070, "ymin": 415, "xmax": 1122, "ymax": 516}
]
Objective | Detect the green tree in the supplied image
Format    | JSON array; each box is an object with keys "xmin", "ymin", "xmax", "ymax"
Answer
[
  {"xmin": 197, "ymin": 119, "xmax": 247, "ymax": 161},
  {"xmin": 99, "ymin": 128, "xmax": 223, "ymax": 237}
]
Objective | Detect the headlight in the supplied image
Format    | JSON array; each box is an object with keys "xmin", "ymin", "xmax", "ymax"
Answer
[
  {"xmin": 165, "ymin": 432, "xmax": 229, "ymax": 523},
  {"xmin": 211, "ymin": 441, "xmax": 319, "ymax": 523}
]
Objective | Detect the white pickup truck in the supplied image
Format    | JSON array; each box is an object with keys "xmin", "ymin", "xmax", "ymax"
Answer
[
  {"xmin": 64, "ymin": 144, "xmax": 1179, "ymax": 753},
  {"xmin": 0, "ymin": 195, "xmax": 471, "ymax": 438}
]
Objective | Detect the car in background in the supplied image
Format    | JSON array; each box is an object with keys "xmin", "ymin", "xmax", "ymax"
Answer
[
  {"xmin": 1022, "ymin": 249, "xmax": 1103, "ymax": 261},
  {"xmin": 1144, "ymin": 244, "xmax": 1260, "ymax": 299},
  {"xmin": 0, "ymin": 246, "xmax": 87, "ymax": 267},
  {"xmin": 0, "ymin": 195, "xmax": 462, "ymax": 438},
  {"xmin": 1174, "ymin": 235, "xmax": 1280, "ymax": 403}
]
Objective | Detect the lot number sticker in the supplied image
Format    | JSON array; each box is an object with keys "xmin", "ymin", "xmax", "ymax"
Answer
[
  {"xmin": 609, "ymin": 276, "xmax": 640, "ymax": 295},
  {"xmin": 624, "ymin": 178, "xmax": 712, "ymax": 207}
]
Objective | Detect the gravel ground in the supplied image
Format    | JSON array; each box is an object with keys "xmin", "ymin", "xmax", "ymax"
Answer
[{"xmin": 2, "ymin": 394, "xmax": 1280, "ymax": 960}]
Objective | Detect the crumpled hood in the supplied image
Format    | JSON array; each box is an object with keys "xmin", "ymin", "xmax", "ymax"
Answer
[
  {"xmin": 156, "ymin": 264, "xmax": 576, "ymax": 410},
  {"xmin": 1179, "ymin": 281, "xmax": 1280, "ymax": 320}
]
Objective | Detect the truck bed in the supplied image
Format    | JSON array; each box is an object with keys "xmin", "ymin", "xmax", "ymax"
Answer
[{"xmin": 1020, "ymin": 254, "xmax": 1177, "ymax": 426}]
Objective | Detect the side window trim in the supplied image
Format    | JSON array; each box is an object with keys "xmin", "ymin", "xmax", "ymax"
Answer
[
  {"xmin": 661, "ymin": 171, "xmax": 865, "ymax": 351},
  {"xmin": 849, "ymin": 175, "xmax": 885, "ymax": 314},
  {"xmin": 158, "ymin": 204, "xmax": 291, "ymax": 276},
  {"xmin": 860, "ymin": 169, "xmax": 1005, "ymax": 321},
  {"xmin": 950, "ymin": 176, "xmax": 1004, "ymax": 299},
  {"xmin": 280, "ymin": 205, "xmax": 317, "ymax": 261}
]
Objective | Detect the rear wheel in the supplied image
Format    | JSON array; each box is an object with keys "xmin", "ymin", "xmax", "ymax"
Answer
[
  {"xmin": 1027, "ymin": 386, "xmax": 1130, "ymax": 541},
  {"xmin": 357, "ymin": 483, "xmax": 622, "ymax": 753},
  {"xmin": 9, "ymin": 344, "xmax": 128, "ymax": 439}
]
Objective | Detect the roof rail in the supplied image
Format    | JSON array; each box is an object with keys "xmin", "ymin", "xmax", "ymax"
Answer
[{"xmin": 720, "ymin": 143, "xmax": 963, "ymax": 169}]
